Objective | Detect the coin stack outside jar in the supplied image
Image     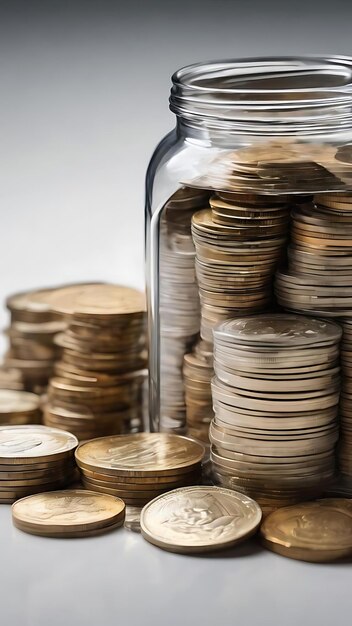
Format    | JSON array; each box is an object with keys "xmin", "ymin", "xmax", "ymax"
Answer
[
  {"xmin": 42, "ymin": 284, "xmax": 146, "ymax": 440},
  {"xmin": 75, "ymin": 433, "xmax": 204, "ymax": 506},
  {"xmin": 0, "ymin": 390, "xmax": 42, "ymax": 426},
  {"xmin": 191, "ymin": 193, "xmax": 290, "ymax": 343},
  {"xmin": 3, "ymin": 289, "xmax": 66, "ymax": 393},
  {"xmin": 183, "ymin": 339, "xmax": 214, "ymax": 444},
  {"xmin": 0, "ymin": 425, "xmax": 77, "ymax": 503},
  {"xmin": 209, "ymin": 314, "xmax": 342, "ymax": 513},
  {"xmin": 159, "ymin": 187, "xmax": 209, "ymax": 433}
]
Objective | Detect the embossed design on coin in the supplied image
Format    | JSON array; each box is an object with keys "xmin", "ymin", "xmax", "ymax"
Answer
[
  {"xmin": 261, "ymin": 499, "xmax": 352, "ymax": 561},
  {"xmin": 0, "ymin": 425, "xmax": 78, "ymax": 463},
  {"xmin": 140, "ymin": 486, "xmax": 262, "ymax": 553}
]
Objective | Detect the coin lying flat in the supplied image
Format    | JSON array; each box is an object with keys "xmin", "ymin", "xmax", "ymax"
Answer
[
  {"xmin": 260, "ymin": 499, "xmax": 352, "ymax": 562},
  {"xmin": 0, "ymin": 390, "xmax": 42, "ymax": 425},
  {"xmin": 140, "ymin": 486, "xmax": 262, "ymax": 554},
  {"xmin": 12, "ymin": 489, "xmax": 125, "ymax": 537},
  {"xmin": 0, "ymin": 425, "xmax": 78, "ymax": 465},
  {"xmin": 46, "ymin": 284, "xmax": 145, "ymax": 318}
]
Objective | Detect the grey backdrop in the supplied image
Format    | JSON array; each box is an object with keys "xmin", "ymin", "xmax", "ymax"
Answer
[{"xmin": 1, "ymin": 0, "xmax": 352, "ymax": 342}]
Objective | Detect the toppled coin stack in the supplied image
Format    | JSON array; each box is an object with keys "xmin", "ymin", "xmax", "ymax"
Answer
[
  {"xmin": 338, "ymin": 320, "xmax": 352, "ymax": 478},
  {"xmin": 0, "ymin": 425, "xmax": 77, "ymax": 503},
  {"xmin": 276, "ymin": 194, "xmax": 352, "ymax": 317},
  {"xmin": 12, "ymin": 490, "xmax": 125, "ymax": 538},
  {"xmin": 0, "ymin": 390, "xmax": 41, "ymax": 425},
  {"xmin": 260, "ymin": 498, "xmax": 352, "ymax": 562},
  {"xmin": 210, "ymin": 314, "xmax": 341, "ymax": 513},
  {"xmin": 75, "ymin": 433, "xmax": 204, "ymax": 506},
  {"xmin": 43, "ymin": 284, "xmax": 146, "ymax": 440},
  {"xmin": 159, "ymin": 187, "xmax": 209, "ymax": 433},
  {"xmin": 183, "ymin": 339, "xmax": 214, "ymax": 444},
  {"xmin": 3, "ymin": 288, "xmax": 66, "ymax": 393},
  {"xmin": 140, "ymin": 485, "xmax": 262, "ymax": 554},
  {"xmin": 191, "ymin": 193, "xmax": 290, "ymax": 342},
  {"xmin": 190, "ymin": 140, "xmax": 352, "ymax": 193}
]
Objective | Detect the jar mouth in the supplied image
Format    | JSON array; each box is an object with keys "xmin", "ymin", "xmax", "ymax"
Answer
[{"xmin": 170, "ymin": 56, "xmax": 352, "ymax": 132}]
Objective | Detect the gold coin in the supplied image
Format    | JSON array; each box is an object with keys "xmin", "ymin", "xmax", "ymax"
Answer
[
  {"xmin": 12, "ymin": 489, "xmax": 125, "ymax": 536},
  {"xmin": 46, "ymin": 284, "xmax": 145, "ymax": 317},
  {"xmin": 140, "ymin": 486, "xmax": 262, "ymax": 554},
  {"xmin": 260, "ymin": 499, "xmax": 352, "ymax": 562},
  {"xmin": 0, "ymin": 389, "xmax": 40, "ymax": 416},
  {"xmin": 13, "ymin": 518, "xmax": 124, "ymax": 538},
  {"xmin": 0, "ymin": 425, "xmax": 78, "ymax": 465},
  {"xmin": 75, "ymin": 433, "xmax": 204, "ymax": 477}
]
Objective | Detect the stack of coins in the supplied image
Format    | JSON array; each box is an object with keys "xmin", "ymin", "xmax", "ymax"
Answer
[
  {"xmin": 260, "ymin": 498, "xmax": 352, "ymax": 562},
  {"xmin": 210, "ymin": 314, "xmax": 341, "ymax": 513},
  {"xmin": 76, "ymin": 433, "xmax": 204, "ymax": 506},
  {"xmin": 0, "ymin": 365, "xmax": 25, "ymax": 391},
  {"xmin": 191, "ymin": 193, "xmax": 290, "ymax": 342},
  {"xmin": 42, "ymin": 284, "xmax": 146, "ymax": 440},
  {"xmin": 183, "ymin": 339, "xmax": 214, "ymax": 444},
  {"xmin": 0, "ymin": 390, "xmax": 42, "ymax": 425},
  {"xmin": 159, "ymin": 187, "xmax": 209, "ymax": 433},
  {"xmin": 276, "ymin": 195, "xmax": 352, "ymax": 317},
  {"xmin": 0, "ymin": 425, "xmax": 77, "ymax": 503},
  {"xmin": 338, "ymin": 319, "xmax": 352, "ymax": 478},
  {"xmin": 12, "ymin": 490, "xmax": 125, "ymax": 538},
  {"xmin": 189, "ymin": 140, "xmax": 350, "ymax": 193},
  {"xmin": 4, "ymin": 288, "xmax": 66, "ymax": 392}
]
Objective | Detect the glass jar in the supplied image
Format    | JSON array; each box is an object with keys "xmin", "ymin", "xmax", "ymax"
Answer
[{"xmin": 145, "ymin": 56, "xmax": 352, "ymax": 498}]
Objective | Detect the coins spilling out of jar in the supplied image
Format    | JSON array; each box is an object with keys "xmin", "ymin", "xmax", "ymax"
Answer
[
  {"xmin": 260, "ymin": 498, "xmax": 352, "ymax": 562},
  {"xmin": 209, "ymin": 314, "xmax": 342, "ymax": 514},
  {"xmin": 12, "ymin": 489, "xmax": 125, "ymax": 538},
  {"xmin": 75, "ymin": 433, "xmax": 204, "ymax": 506},
  {"xmin": 159, "ymin": 187, "xmax": 210, "ymax": 434},
  {"xmin": 183, "ymin": 339, "xmax": 214, "ymax": 444},
  {"xmin": 42, "ymin": 284, "xmax": 147, "ymax": 439},
  {"xmin": 3, "ymin": 287, "xmax": 67, "ymax": 393},
  {"xmin": 0, "ymin": 425, "xmax": 78, "ymax": 503},
  {"xmin": 191, "ymin": 193, "xmax": 290, "ymax": 342},
  {"xmin": 276, "ymin": 194, "xmax": 352, "ymax": 317},
  {"xmin": 0, "ymin": 389, "xmax": 42, "ymax": 425},
  {"xmin": 140, "ymin": 485, "xmax": 262, "ymax": 554}
]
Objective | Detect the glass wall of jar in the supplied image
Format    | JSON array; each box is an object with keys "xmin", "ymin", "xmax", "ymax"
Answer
[{"xmin": 145, "ymin": 56, "xmax": 352, "ymax": 504}]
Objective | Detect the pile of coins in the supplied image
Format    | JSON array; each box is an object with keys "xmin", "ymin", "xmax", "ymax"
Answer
[
  {"xmin": 159, "ymin": 187, "xmax": 209, "ymax": 433},
  {"xmin": 338, "ymin": 319, "xmax": 352, "ymax": 478},
  {"xmin": 76, "ymin": 433, "xmax": 204, "ymax": 506},
  {"xmin": 261, "ymin": 498, "xmax": 352, "ymax": 562},
  {"xmin": 0, "ymin": 390, "xmax": 41, "ymax": 425},
  {"xmin": 0, "ymin": 425, "xmax": 77, "ymax": 503},
  {"xmin": 191, "ymin": 193, "xmax": 290, "ymax": 341},
  {"xmin": 140, "ymin": 485, "xmax": 262, "ymax": 554},
  {"xmin": 0, "ymin": 366, "xmax": 25, "ymax": 391},
  {"xmin": 276, "ymin": 194, "xmax": 352, "ymax": 317},
  {"xmin": 210, "ymin": 314, "xmax": 341, "ymax": 512},
  {"xmin": 183, "ymin": 339, "xmax": 214, "ymax": 443},
  {"xmin": 12, "ymin": 490, "xmax": 125, "ymax": 538},
  {"xmin": 42, "ymin": 284, "xmax": 146, "ymax": 440},
  {"xmin": 3, "ymin": 288, "xmax": 66, "ymax": 392},
  {"xmin": 189, "ymin": 140, "xmax": 352, "ymax": 194}
]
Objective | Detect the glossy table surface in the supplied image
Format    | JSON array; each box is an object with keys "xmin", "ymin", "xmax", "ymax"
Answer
[{"xmin": 1, "ymin": 503, "xmax": 351, "ymax": 626}]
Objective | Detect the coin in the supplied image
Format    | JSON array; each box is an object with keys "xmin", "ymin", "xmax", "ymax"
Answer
[
  {"xmin": 12, "ymin": 489, "xmax": 125, "ymax": 536},
  {"xmin": 0, "ymin": 425, "xmax": 78, "ymax": 465},
  {"xmin": 260, "ymin": 499, "xmax": 352, "ymax": 562},
  {"xmin": 140, "ymin": 486, "xmax": 262, "ymax": 554},
  {"xmin": 45, "ymin": 284, "xmax": 145, "ymax": 318}
]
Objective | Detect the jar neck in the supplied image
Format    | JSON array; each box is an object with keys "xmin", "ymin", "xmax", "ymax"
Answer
[{"xmin": 171, "ymin": 57, "xmax": 352, "ymax": 140}]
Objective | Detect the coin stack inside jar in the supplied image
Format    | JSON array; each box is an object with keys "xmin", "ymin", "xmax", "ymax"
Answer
[
  {"xmin": 338, "ymin": 319, "xmax": 352, "ymax": 479},
  {"xmin": 0, "ymin": 425, "xmax": 77, "ymax": 503},
  {"xmin": 4, "ymin": 289, "xmax": 66, "ymax": 393},
  {"xmin": 42, "ymin": 284, "xmax": 146, "ymax": 440},
  {"xmin": 210, "ymin": 314, "xmax": 341, "ymax": 513},
  {"xmin": 159, "ymin": 187, "xmax": 210, "ymax": 433},
  {"xmin": 0, "ymin": 390, "xmax": 42, "ymax": 426},
  {"xmin": 276, "ymin": 194, "xmax": 352, "ymax": 317},
  {"xmin": 191, "ymin": 193, "xmax": 290, "ymax": 343},
  {"xmin": 76, "ymin": 433, "xmax": 204, "ymax": 506},
  {"xmin": 183, "ymin": 339, "xmax": 214, "ymax": 444}
]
